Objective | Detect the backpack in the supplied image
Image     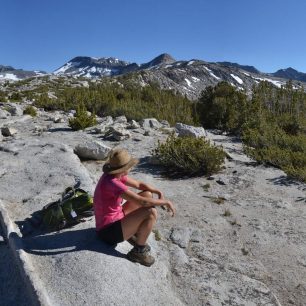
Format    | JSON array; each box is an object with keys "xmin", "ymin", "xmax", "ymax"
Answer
[{"xmin": 41, "ymin": 186, "xmax": 94, "ymax": 231}]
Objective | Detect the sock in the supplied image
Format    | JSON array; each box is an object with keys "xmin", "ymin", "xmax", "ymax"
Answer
[{"xmin": 135, "ymin": 244, "xmax": 146, "ymax": 252}]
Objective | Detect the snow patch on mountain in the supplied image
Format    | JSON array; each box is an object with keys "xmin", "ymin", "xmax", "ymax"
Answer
[
  {"xmin": 204, "ymin": 66, "xmax": 221, "ymax": 80},
  {"xmin": 230, "ymin": 74, "xmax": 243, "ymax": 84},
  {"xmin": 254, "ymin": 77, "xmax": 283, "ymax": 88},
  {"xmin": 0, "ymin": 73, "xmax": 20, "ymax": 80}
]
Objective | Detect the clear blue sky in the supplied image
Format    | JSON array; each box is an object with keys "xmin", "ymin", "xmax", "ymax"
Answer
[{"xmin": 1, "ymin": 0, "xmax": 306, "ymax": 73}]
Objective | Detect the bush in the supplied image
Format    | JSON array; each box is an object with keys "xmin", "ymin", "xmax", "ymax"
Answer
[
  {"xmin": 23, "ymin": 105, "xmax": 37, "ymax": 117},
  {"xmin": 68, "ymin": 103, "xmax": 97, "ymax": 131},
  {"xmin": 197, "ymin": 82, "xmax": 248, "ymax": 133},
  {"xmin": 152, "ymin": 134, "xmax": 226, "ymax": 177}
]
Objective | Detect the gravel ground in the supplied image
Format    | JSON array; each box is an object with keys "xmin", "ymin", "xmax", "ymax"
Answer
[{"xmin": 0, "ymin": 226, "xmax": 32, "ymax": 306}]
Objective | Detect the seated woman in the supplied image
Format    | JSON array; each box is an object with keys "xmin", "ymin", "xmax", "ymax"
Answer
[{"xmin": 94, "ymin": 148, "xmax": 175, "ymax": 267}]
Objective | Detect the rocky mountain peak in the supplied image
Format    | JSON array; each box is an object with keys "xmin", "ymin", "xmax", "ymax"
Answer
[
  {"xmin": 141, "ymin": 53, "xmax": 176, "ymax": 69},
  {"xmin": 0, "ymin": 65, "xmax": 15, "ymax": 73},
  {"xmin": 272, "ymin": 67, "xmax": 306, "ymax": 82}
]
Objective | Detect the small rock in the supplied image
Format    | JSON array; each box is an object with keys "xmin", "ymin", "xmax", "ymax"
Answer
[
  {"xmin": 170, "ymin": 227, "xmax": 192, "ymax": 248},
  {"xmin": 33, "ymin": 126, "xmax": 47, "ymax": 134},
  {"xmin": 114, "ymin": 115, "xmax": 127, "ymax": 124},
  {"xmin": 175, "ymin": 122, "xmax": 207, "ymax": 138},
  {"xmin": 54, "ymin": 116, "xmax": 64, "ymax": 123},
  {"xmin": 74, "ymin": 141, "xmax": 111, "ymax": 160},
  {"xmin": 160, "ymin": 120, "xmax": 170, "ymax": 127},
  {"xmin": 1, "ymin": 127, "xmax": 17, "ymax": 137},
  {"xmin": 216, "ymin": 179, "xmax": 226, "ymax": 185},
  {"xmin": 127, "ymin": 120, "xmax": 140, "ymax": 129},
  {"xmin": 105, "ymin": 125, "xmax": 131, "ymax": 141},
  {"xmin": 207, "ymin": 176, "xmax": 215, "ymax": 180},
  {"xmin": 140, "ymin": 118, "xmax": 162, "ymax": 129},
  {"xmin": 97, "ymin": 116, "xmax": 113, "ymax": 126}
]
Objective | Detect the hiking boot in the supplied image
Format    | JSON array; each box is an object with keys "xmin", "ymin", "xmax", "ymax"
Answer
[
  {"xmin": 127, "ymin": 236, "xmax": 151, "ymax": 252},
  {"xmin": 127, "ymin": 247, "xmax": 155, "ymax": 267}
]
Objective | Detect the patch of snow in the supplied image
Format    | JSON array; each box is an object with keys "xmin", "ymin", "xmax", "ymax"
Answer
[
  {"xmin": 254, "ymin": 77, "xmax": 283, "ymax": 88},
  {"xmin": 164, "ymin": 64, "xmax": 173, "ymax": 68},
  {"xmin": 0, "ymin": 73, "xmax": 20, "ymax": 80},
  {"xmin": 204, "ymin": 66, "xmax": 212, "ymax": 73},
  {"xmin": 187, "ymin": 61, "xmax": 195, "ymax": 65},
  {"xmin": 243, "ymin": 72, "xmax": 250, "ymax": 76},
  {"xmin": 204, "ymin": 66, "xmax": 220, "ymax": 80},
  {"xmin": 230, "ymin": 74, "xmax": 244, "ymax": 84},
  {"xmin": 178, "ymin": 69, "xmax": 185, "ymax": 72},
  {"xmin": 191, "ymin": 76, "xmax": 200, "ymax": 82},
  {"xmin": 185, "ymin": 78, "xmax": 194, "ymax": 88},
  {"xmin": 54, "ymin": 62, "xmax": 73, "ymax": 74}
]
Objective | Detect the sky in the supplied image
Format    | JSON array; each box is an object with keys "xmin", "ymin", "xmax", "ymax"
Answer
[{"xmin": 1, "ymin": 0, "xmax": 306, "ymax": 73}]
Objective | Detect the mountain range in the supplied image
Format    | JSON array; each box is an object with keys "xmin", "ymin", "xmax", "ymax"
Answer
[{"xmin": 1, "ymin": 54, "xmax": 306, "ymax": 99}]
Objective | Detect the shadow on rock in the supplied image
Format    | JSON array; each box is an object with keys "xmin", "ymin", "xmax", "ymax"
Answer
[
  {"xmin": 48, "ymin": 127, "xmax": 73, "ymax": 133},
  {"xmin": 135, "ymin": 156, "xmax": 199, "ymax": 180},
  {"xmin": 134, "ymin": 156, "xmax": 164, "ymax": 177},
  {"xmin": 18, "ymin": 228, "xmax": 126, "ymax": 258},
  {"xmin": 267, "ymin": 175, "xmax": 301, "ymax": 187}
]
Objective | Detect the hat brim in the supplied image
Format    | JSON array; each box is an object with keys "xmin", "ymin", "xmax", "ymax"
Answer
[{"xmin": 103, "ymin": 158, "xmax": 139, "ymax": 174}]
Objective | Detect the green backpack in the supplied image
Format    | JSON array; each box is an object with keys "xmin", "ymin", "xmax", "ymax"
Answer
[{"xmin": 41, "ymin": 186, "xmax": 93, "ymax": 231}]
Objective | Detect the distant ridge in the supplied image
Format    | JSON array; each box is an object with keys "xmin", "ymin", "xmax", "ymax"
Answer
[
  {"xmin": 217, "ymin": 62, "xmax": 260, "ymax": 74},
  {"xmin": 271, "ymin": 67, "xmax": 306, "ymax": 82}
]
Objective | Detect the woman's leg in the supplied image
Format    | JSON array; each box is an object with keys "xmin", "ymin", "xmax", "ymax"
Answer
[{"xmin": 121, "ymin": 206, "xmax": 157, "ymax": 245}]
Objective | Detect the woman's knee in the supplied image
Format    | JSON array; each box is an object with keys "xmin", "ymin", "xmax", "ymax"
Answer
[
  {"xmin": 148, "ymin": 207, "xmax": 157, "ymax": 220},
  {"xmin": 139, "ymin": 190, "xmax": 153, "ymax": 199}
]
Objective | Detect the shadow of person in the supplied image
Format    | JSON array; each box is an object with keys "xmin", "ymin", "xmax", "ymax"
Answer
[{"xmin": 18, "ymin": 228, "xmax": 126, "ymax": 259}]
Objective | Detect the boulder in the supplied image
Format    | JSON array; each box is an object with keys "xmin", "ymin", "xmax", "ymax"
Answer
[
  {"xmin": 175, "ymin": 123, "xmax": 207, "ymax": 138},
  {"xmin": 140, "ymin": 118, "xmax": 162, "ymax": 129},
  {"xmin": 106, "ymin": 125, "xmax": 131, "ymax": 141},
  {"xmin": 113, "ymin": 115, "xmax": 127, "ymax": 124},
  {"xmin": 74, "ymin": 140, "xmax": 111, "ymax": 160},
  {"xmin": 1, "ymin": 126, "xmax": 17, "ymax": 137}
]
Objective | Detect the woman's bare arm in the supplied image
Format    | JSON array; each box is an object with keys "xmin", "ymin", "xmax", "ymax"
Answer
[
  {"xmin": 121, "ymin": 189, "xmax": 175, "ymax": 216},
  {"xmin": 125, "ymin": 177, "xmax": 164, "ymax": 199}
]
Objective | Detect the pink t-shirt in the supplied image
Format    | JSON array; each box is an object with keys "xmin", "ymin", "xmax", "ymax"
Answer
[{"xmin": 93, "ymin": 173, "xmax": 128, "ymax": 231}]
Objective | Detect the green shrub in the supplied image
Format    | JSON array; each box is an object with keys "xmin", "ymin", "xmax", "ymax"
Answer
[
  {"xmin": 196, "ymin": 82, "xmax": 248, "ymax": 133},
  {"xmin": 152, "ymin": 134, "xmax": 226, "ymax": 177},
  {"xmin": 68, "ymin": 103, "xmax": 97, "ymax": 131},
  {"xmin": 23, "ymin": 105, "xmax": 37, "ymax": 117}
]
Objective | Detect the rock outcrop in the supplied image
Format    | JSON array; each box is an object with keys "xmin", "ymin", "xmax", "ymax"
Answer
[{"xmin": 0, "ymin": 102, "xmax": 305, "ymax": 306}]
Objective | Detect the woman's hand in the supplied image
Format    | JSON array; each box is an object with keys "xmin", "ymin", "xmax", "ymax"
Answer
[
  {"xmin": 157, "ymin": 190, "xmax": 164, "ymax": 200},
  {"xmin": 164, "ymin": 200, "xmax": 175, "ymax": 217}
]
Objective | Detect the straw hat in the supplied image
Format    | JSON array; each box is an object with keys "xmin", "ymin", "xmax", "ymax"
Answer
[{"xmin": 103, "ymin": 148, "xmax": 138, "ymax": 174}]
